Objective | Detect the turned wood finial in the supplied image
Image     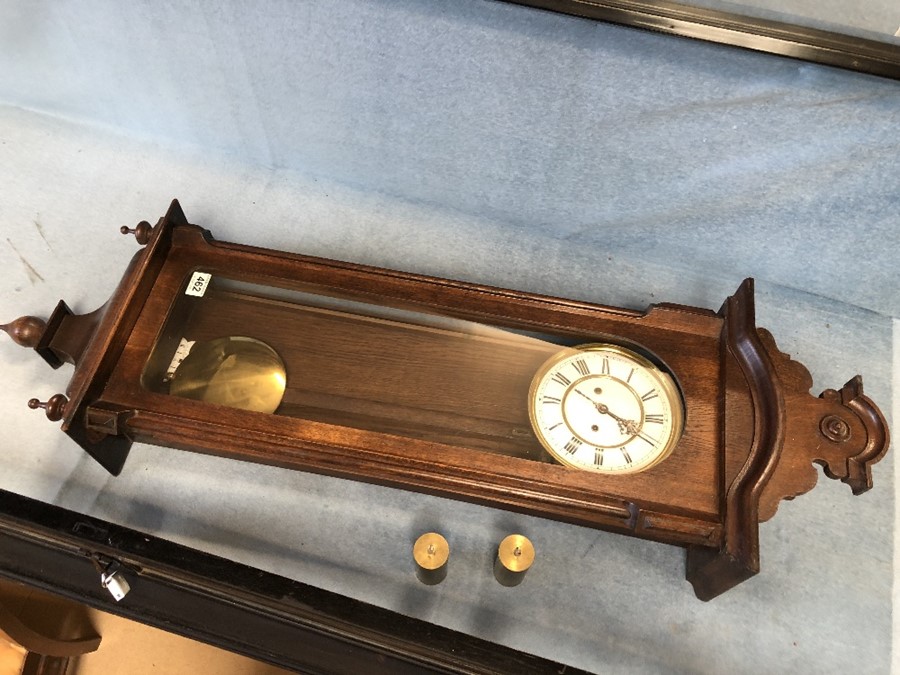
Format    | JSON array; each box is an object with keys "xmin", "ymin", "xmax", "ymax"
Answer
[
  {"xmin": 120, "ymin": 220, "xmax": 153, "ymax": 245},
  {"xmin": 1, "ymin": 316, "xmax": 47, "ymax": 348},
  {"xmin": 28, "ymin": 394, "xmax": 69, "ymax": 422}
]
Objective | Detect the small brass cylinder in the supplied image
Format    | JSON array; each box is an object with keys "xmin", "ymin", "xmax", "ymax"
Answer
[
  {"xmin": 494, "ymin": 534, "xmax": 534, "ymax": 587},
  {"xmin": 413, "ymin": 533, "xmax": 449, "ymax": 585}
]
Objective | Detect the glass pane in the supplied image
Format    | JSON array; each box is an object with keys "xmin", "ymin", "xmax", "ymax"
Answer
[
  {"xmin": 142, "ymin": 271, "xmax": 685, "ymax": 472},
  {"xmin": 142, "ymin": 271, "xmax": 572, "ymax": 463}
]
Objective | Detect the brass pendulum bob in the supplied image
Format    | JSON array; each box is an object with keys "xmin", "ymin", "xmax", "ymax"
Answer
[{"xmin": 169, "ymin": 336, "xmax": 287, "ymax": 414}]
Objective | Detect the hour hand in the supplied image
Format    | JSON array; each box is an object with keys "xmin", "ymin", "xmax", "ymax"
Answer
[
  {"xmin": 596, "ymin": 403, "xmax": 639, "ymax": 436},
  {"xmin": 620, "ymin": 419, "xmax": 639, "ymax": 436},
  {"xmin": 574, "ymin": 390, "xmax": 639, "ymax": 436}
]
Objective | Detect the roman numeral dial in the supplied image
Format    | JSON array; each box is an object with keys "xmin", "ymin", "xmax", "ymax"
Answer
[{"xmin": 528, "ymin": 344, "xmax": 684, "ymax": 474}]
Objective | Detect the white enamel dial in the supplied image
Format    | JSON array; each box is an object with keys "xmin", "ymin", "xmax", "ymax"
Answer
[{"xmin": 528, "ymin": 344, "xmax": 684, "ymax": 474}]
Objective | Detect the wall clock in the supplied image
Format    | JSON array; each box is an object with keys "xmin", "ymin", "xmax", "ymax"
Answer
[{"xmin": 2, "ymin": 200, "xmax": 889, "ymax": 600}]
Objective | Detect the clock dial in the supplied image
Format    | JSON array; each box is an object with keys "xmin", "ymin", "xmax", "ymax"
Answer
[{"xmin": 529, "ymin": 344, "xmax": 684, "ymax": 474}]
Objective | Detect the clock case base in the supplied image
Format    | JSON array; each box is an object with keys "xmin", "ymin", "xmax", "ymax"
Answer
[{"xmin": 6, "ymin": 200, "xmax": 889, "ymax": 600}]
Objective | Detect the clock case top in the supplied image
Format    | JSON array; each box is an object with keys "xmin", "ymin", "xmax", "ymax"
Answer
[{"xmin": 6, "ymin": 200, "xmax": 889, "ymax": 600}]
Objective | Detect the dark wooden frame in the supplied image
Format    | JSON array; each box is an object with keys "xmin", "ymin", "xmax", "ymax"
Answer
[
  {"xmin": 0, "ymin": 489, "xmax": 587, "ymax": 675},
  {"xmin": 501, "ymin": 0, "xmax": 900, "ymax": 81},
  {"xmin": 7, "ymin": 200, "xmax": 888, "ymax": 601}
]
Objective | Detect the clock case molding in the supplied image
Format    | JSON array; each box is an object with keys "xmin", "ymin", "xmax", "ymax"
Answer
[
  {"xmin": 502, "ymin": 0, "xmax": 900, "ymax": 82},
  {"xmin": 3, "ymin": 200, "xmax": 889, "ymax": 600}
]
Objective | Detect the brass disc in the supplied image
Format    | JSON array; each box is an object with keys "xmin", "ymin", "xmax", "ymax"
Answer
[
  {"xmin": 169, "ymin": 336, "xmax": 286, "ymax": 414},
  {"xmin": 413, "ymin": 532, "xmax": 449, "ymax": 585},
  {"xmin": 497, "ymin": 534, "xmax": 535, "ymax": 573},
  {"xmin": 413, "ymin": 533, "xmax": 450, "ymax": 570},
  {"xmin": 494, "ymin": 534, "xmax": 534, "ymax": 586}
]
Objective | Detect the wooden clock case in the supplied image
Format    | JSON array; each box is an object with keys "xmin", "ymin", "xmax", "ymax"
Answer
[{"xmin": 3, "ymin": 200, "xmax": 889, "ymax": 600}]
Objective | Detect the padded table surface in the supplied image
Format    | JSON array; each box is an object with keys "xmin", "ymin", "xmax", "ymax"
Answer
[{"xmin": 0, "ymin": 2, "xmax": 897, "ymax": 673}]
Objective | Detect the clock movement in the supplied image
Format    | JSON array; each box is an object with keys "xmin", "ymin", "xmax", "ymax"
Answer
[{"xmin": 2, "ymin": 200, "xmax": 890, "ymax": 600}]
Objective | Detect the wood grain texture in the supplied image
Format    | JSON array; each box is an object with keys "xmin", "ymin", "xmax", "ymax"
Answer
[
  {"xmin": 10, "ymin": 200, "xmax": 889, "ymax": 599},
  {"xmin": 101, "ymin": 210, "xmax": 725, "ymax": 535},
  {"xmin": 756, "ymin": 337, "xmax": 890, "ymax": 521},
  {"xmin": 687, "ymin": 278, "xmax": 777, "ymax": 599},
  {"xmin": 687, "ymin": 280, "xmax": 891, "ymax": 600}
]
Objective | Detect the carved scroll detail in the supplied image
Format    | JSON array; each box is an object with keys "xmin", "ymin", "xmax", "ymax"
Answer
[
  {"xmin": 756, "ymin": 333, "xmax": 890, "ymax": 522},
  {"xmin": 687, "ymin": 278, "xmax": 890, "ymax": 600},
  {"xmin": 817, "ymin": 377, "xmax": 889, "ymax": 494}
]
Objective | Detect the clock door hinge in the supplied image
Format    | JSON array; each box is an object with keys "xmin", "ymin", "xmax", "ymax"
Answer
[{"xmin": 85, "ymin": 404, "xmax": 132, "ymax": 438}]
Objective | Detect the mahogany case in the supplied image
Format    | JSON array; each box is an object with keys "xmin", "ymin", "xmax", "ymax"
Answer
[{"xmin": 3, "ymin": 200, "xmax": 889, "ymax": 600}]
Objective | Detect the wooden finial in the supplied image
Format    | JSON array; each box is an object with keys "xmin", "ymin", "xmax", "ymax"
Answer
[
  {"xmin": 28, "ymin": 394, "xmax": 68, "ymax": 422},
  {"xmin": 1, "ymin": 316, "xmax": 47, "ymax": 348},
  {"xmin": 120, "ymin": 221, "xmax": 153, "ymax": 245}
]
